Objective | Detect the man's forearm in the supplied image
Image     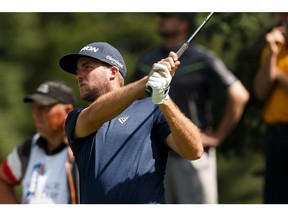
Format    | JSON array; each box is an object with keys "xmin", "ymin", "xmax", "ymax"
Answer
[
  {"xmin": 159, "ymin": 99, "xmax": 203, "ymax": 160},
  {"xmin": 214, "ymin": 83, "xmax": 249, "ymax": 144}
]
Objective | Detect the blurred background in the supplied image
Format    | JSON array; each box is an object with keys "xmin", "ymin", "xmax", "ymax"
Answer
[{"xmin": 0, "ymin": 12, "xmax": 280, "ymax": 204}]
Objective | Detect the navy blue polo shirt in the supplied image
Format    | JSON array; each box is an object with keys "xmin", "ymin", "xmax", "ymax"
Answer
[{"xmin": 65, "ymin": 98, "xmax": 171, "ymax": 204}]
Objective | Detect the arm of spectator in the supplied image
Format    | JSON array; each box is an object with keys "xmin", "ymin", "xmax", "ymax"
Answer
[
  {"xmin": 0, "ymin": 162, "xmax": 20, "ymax": 204},
  {"xmin": 202, "ymin": 81, "xmax": 250, "ymax": 147}
]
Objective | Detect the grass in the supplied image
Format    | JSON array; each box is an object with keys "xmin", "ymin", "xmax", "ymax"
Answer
[{"xmin": 217, "ymin": 151, "xmax": 264, "ymax": 204}]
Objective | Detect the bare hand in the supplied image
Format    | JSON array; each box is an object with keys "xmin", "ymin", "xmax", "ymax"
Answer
[
  {"xmin": 266, "ymin": 26, "xmax": 286, "ymax": 55},
  {"xmin": 201, "ymin": 129, "xmax": 221, "ymax": 148}
]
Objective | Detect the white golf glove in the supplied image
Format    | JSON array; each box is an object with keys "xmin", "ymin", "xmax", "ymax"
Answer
[{"xmin": 146, "ymin": 63, "xmax": 172, "ymax": 104}]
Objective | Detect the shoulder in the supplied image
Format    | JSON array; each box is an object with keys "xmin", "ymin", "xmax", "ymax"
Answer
[
  {"xmin": 68, "ymin": 107, "xmax": 85, "ymax": 117},
  {"xmin": 66, "ymin": 107, "xmax": 85, "ymax": 126},
  {"xmin": 131, "ymin": 98, "xmax": 157, "ymax": 110},
  {"xmin": 17, "ymin": 135, "xmax": 37, "ymax": 158},
  {"xmin": 3, "ymin": 134, "xmax": 39, "ymax": 184},
  {"xmin": 131, "ymin": 98, "xmax": 164, "ymax": 119},
  {"xmin": 65, "ymin": 107, "xmax": 85, "ymax": 143},
  {"xmin": 122, "ymin": 99, "xmax": 161, "ymax": 118}
]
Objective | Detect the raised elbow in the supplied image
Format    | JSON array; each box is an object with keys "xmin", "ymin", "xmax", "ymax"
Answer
[
  {"xmin": 196, "ymin": 147, "xmax": 204, "ymax": 159},
  {"xmin": 242, "ymin": 89, "xmax": 250, "ymax": 105},
  {"xmin": 185, "ymin": 141, "xmax": 204, "ymax": 161},
  {"xmin": 192, "ymin": 147, "xmax": 204, "ymax": 160},
  {"xmin": 236, "ymin": 84, "xmax": 250, "ymax": 106}
]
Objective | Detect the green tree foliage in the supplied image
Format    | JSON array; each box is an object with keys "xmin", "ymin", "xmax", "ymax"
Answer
[{"xmin": 0, "ymin": 12, "xmax": 280, "ymax": 203}]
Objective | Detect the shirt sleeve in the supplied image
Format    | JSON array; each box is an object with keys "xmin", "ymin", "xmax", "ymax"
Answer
[
  {"xmin": 204, "ymin": 49, "xmax": 238, "ymax": 96},
  {"xmin": 65, "ymin": 107, "xmax": 84, "ymax": 154},
  {"xmin": 2, "ymin": 147, "xmax": 22, "ymax": 185},
  {"xmin": 1, "ymin": 137, "xmax": 34, "ymax": 185}
]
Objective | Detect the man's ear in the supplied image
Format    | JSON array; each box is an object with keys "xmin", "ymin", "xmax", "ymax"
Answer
[
  {"xmin": 109, "ymin": 66, "xmax": 120, "ymax": 80},
  {"xmin": 65, "ymin": 104, "xmax": 74, "ymax": 114}
]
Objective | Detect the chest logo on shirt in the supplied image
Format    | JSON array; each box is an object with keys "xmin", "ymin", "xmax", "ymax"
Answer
[
  {"xmin": 118, "ymin": 116, "xmax": 129, "ymax": 124},
  {"xmin": 34, "ymin": 163, "xmax": 46, "ymax": 175}
]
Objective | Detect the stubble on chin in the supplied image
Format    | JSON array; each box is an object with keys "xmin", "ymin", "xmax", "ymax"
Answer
[
  {"xmin": 79, "ymin": 86, "xmax": 100, "ymax": 102},
  {"xmin": 80, "ymin": 90, "xmax": 94, "ymax": 102}
]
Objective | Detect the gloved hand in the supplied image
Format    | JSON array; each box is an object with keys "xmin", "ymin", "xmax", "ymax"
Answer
[{"xmin": 146, "ymin": 63, "xmax": 172, "ymax": 104}]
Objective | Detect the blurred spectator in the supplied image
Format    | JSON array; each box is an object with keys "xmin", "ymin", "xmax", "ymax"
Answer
[
  {"xmin": 0, "ymin": 80, "xmax": 79, "ymax": 204},
  {"xmin": 253, "ymin": 13, "xmax": 288, "ymax": 204},
  {"xmin": 132, "ymin": 13, "xmax": 250, "ymax": 203}
]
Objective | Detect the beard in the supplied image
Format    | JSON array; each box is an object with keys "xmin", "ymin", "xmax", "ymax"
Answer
[
  {"xmin": 79, "ymin": 80, "xmax": 110, "ymax": 102},
  {"xmin": 80, "ymin": 90, "xmax": 97, "ymax": 102}
]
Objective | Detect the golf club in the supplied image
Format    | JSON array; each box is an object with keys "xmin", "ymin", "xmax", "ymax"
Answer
[
  {"xmin": 176, "ymin": 12, "xmax": 214, "ymax": 58},
  {"xmin": 146, "ymin": 12, "xmax": 214, "ymax": 96}
]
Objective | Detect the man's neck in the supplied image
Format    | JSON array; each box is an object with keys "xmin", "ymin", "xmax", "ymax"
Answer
[
  {"xmin": 40, "ymin": 132, "xmax": 68, "ymax": 154},
  {"xmin": 164, "ymin": 36, "xmax": 187, "ymax": 52}
]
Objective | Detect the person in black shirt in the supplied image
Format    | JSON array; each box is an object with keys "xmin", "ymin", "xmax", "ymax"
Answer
[{"xmin": 132, "ymin": 13, "xmax": 250, "ymax": 204}]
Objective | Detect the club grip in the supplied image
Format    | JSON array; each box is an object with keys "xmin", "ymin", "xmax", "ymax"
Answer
[{"xmin": 176, "ymin": 42, "xmax": 189, "ymax": 59}]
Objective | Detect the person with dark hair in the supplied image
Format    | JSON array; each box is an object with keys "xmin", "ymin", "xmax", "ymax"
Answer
[
  {"xmin": 132, "ymin": 13, "xmax": 250, "ymax": 204},
  {"xmin": 254, "ymin": 13, "xmax": 288, "ymax": 204},
  {"xmin": 0, "ymin": 80, "xmax": 79, "ymax": 204},
  {"xmin": 58, "ymin": 41, "xmax": 203, "ymax": 204}
]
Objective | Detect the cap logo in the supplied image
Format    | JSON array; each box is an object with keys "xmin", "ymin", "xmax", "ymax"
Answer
[
  {"xmin": 37, "ymin": 84, "xmax": 49, "ymax": 94},
  {"xmin": 80, "ymin": 46, "xmax": 99, "ymax": 53},
  {"xmin": 106, "ymin": 55, "xmax": 124, "ymax": 69}
]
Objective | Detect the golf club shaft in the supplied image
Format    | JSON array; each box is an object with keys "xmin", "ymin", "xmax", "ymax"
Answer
[
  {"xmin": 176, "ymin": 12, "xmax": 214, "ymax": 59},
  {"xmin": 146, "ymin": 12, "xmax": 214, "ymax": 96}
]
